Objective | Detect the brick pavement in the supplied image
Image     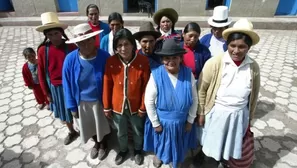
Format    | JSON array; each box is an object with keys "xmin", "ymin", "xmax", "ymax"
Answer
[{"xmin": 0, "ymin": 26, "xmax": 297, "ymax": 168}]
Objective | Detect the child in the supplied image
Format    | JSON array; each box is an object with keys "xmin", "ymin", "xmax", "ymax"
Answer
[{"xmin": 22, "ymin": 47, "xmax": 49, "ymax": 110}]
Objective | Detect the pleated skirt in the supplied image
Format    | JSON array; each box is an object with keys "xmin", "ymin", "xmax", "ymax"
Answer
[
  {"xmin": 198, "ymin": 104, "xmax": 249, "ymax": 161},
  {"xmin": 49, "ymin": 84, "xmax": 72, "ymax": 123}
]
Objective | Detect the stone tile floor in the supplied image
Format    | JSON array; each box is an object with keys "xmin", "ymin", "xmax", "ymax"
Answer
[{"xmin": 0, "ymin": 26, "xmax": 297, "ymax": 168}]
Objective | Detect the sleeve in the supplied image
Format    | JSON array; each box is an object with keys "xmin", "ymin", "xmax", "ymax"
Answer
[
  {"xmin": 187, "ymin": 73, "xmax": 198, "ymax": 123},
  {"xmin": 144, "ymin": 74, "xmax": 160, "ymax": 127},
  {"xmin": 100, "ymin": 36, "xmax": 108, "ymax": 52},
  {"xmin": 22, "ymin": 64, "xmax": 32, "ymax": 87},
  {"xmin": 37, "ymin": 46, "xmax": 50, "ymax": 97},
  {"xmin": 197, "ymin": 59, "xmax": 214, "ymax": 115},
  {"xmin": 250, "ymin": 62, "xmax": 261, "ymax": 119},
  {"xmin": 102, "ymin": 59, "xmax": 114, "ymax": 112},
  {"xmin": 62, "ymin": 54, "xmax": 78, "ymax": 112},
  {"xmin": 139, "ymin": 59, "xmax": 151, "ymax": 113}
]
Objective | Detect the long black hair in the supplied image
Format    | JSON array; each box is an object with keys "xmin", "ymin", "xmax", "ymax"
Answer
[
  {"xmin": 37, "ymin": 27, "xmax": 69, "ymax": 51},
  {"xmin": 183, "ymin": 22, "xmax": 201, "ymax": 35},
  {"xmin": 86, "ymin": 4, "xmax": 99, "ymax": 16},
  {"xmin": 226, "ymin": 32, "xmax": 253, "ymax": 48},
  {"xmin": 156, "ymin": 14, "xmax": 176, "ymax": 32},
  {"xmin": 113, "ymin": 28, "xmax": 137, "ymax": 55}
]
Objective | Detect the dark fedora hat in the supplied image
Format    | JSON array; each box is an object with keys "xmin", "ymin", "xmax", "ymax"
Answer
[
  {"xmin": 153, "ymin": 8, "xmax": 178, "ymax": 25},
  {"xmin": 133, "ymin": 22, "xmax": 161, "ymax": 41},
  {"xmin": 154, "ymin": 38, "xmax": 187, "ymax": 56}
]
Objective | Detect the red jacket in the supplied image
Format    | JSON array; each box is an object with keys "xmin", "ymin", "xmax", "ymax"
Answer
[{"xmin": 22, "ymin": 62, "xmax": 35, "ymax": 87}]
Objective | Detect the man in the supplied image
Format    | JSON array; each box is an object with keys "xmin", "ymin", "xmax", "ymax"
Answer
[
  {"xmin": 133, "ymin": 21, "xmax": 162, "ymax": 70},
  {"xmin": 200, "ymin": 6, "xmax": 232, "ymax": 57}
]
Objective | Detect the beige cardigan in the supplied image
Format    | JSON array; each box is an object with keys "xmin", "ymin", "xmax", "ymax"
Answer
[{"xmin": 198, "ymin": 53, "xmax": 260, "ymax": 119}]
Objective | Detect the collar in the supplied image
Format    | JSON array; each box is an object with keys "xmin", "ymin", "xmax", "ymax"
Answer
[
  {"xmin": 118, "ymin": 53, "xmax": 137, "ymax": 66},
  {"xmin": 223, "ymin": 51, "xmax": 253, "ymax": 67},
  {"xmin": 160, "ymin": 29, "xmax": 172, "ymax": 37}
]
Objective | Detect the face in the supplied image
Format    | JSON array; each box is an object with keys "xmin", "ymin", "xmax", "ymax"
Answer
[
  {"xmin": 228, "ymin": 39, "xmax": 250, "ymax": 62},
  {"xmin": 76, "ymin": 37, "xmax": 96, "ymax": 56},
  {"xmin": 140, "ymin": 35, "xmax": 156, "ymax": 55},
  {"xmin": 211, "ymin": 26, "xmax": 227, "ymax": 39},
  {"xmin": 162, "ymin": 55, "xmax": 182, "ymax": 74},
  {"xmin": 109, "ymin": 20, "xmax": 123, "ymax": 35},
  {"xmin": 88, "ymin": 8, "xmax": 99, "ymax": 25},
  {"xmin": 116, "ymin": 39, "xmax": 134, "ymax": 60},
  {"xmin": 183, "ymin": 31, "xmax": 200, "ymax": 47},
  {"xmin": 160, "ymin": 16, "xmax": 173, "ymax": 33},
  {"xmin": 45, "ymin": 30, "xmax": 63, "ymax": 46},
  {"xmin": 26, "ymin": 53, "xmax": 37, "ymax": 64}
]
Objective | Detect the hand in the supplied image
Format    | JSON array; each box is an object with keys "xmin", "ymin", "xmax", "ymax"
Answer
[
  {"xmin": 185, "ymin": 122, "xmax": 192, "ymax": 132},
  {"xmin": 104, "ymin": 111, "xmax": 113, "ymax": 119},
  {"xmin": 71, "ymin": 112, "xmax": 79, "ymax": 119},
  {"xmin": 137, "ymin": 112, "xmax": 146, "ymax": 118},
  {"xmin": 154, "ymin": 125, "xmax": 163, "ymax": 133},
  {"xmin": 47, "ymin": 95, "xmax": 52, "ymax": 102},
  {"xmin": 197, "ymin": 115, "xmax": 205, "ymax": 127}
]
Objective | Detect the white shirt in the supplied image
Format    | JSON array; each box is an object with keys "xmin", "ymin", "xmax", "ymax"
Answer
[
  {"xmin": 159, "ymin": 28, "xmax": 172, "ymax": 37},
  {"xmin": 108, "ymin": 32, "xmax": 114, "ymax": 56},
  {"xmin": 144, "ymin": 70, "xmax": 198, "ymax": 127},
  {"xmin": 215, "ymin": 52, "xmax": 253, "ymax": 110},
  {"xmin": 209, "ymin": 35, "xmax": 225, "ymax": 57}
]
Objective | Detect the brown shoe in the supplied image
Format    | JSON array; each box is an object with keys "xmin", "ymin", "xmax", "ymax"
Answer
[{"xmin": 38, "ymin": 104, "xmax": 45, "ymax": 110}]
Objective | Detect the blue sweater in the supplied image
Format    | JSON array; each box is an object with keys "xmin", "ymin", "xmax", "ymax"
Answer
[
  {"xmin": 180, "ymin": 42, "xmax": 211, "ymax": 79},
  {"xmin": 62, "ymin": 48, "xmax": 110, "ymax": 112},
  {"xmin": 99, "ymin": 21, "xmax": 110, "ymax": 40},
  {"xmin": 200, "ymin": 33, "xmax": 227, "ymax": 51},
  {"xmin": 100, "ymin": 33, "xmax": 109, "ymax": 53},
  {"xmin": 137, "ymin": 49, "xmax": 161, "ymax": 70}
]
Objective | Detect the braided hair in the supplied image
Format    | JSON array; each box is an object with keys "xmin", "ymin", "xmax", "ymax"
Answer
[{"xmin": 37, "ymin": 27, "xmax": 69, "ymax": 51}]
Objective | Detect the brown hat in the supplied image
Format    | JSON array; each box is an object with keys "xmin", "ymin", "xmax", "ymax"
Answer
[
  {"xmin": 133, "ymin": 22, "xmax": 161, "ymax": 41},
  {"xmin": 153, "ymin": 8, "xmax": 178, "ymax": 25}
]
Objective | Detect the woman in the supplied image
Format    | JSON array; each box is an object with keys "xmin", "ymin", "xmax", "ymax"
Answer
[
  {"xmin": 62, "ymin": 23, "xmax": 111, "ymax": 160},
  {"xmin": 197, "ymin": 18, "xmax": 260, "ymax": 166},
  {"xmin": 182, "ymin": 22, "xmax": 211, "ymax": 79},
  {"xmin": 153, "ymin": 8, "xmax": 181, "ymax": 50},
  {"xmin": 36, "ymin": 12, "xmax": 78, "ymax": 145},
  {"xmin": 133, "ymin": 21, "xmax": 162, "ymax": 69},
  {"xmin": 103, "ymin": 28, "xmax": 150, "ymax": 165},
  {"xmin": 200, "ymin": 6, "xmax": 232, "ymax": 57},
  {"xmin": 144, "ymin": 38, "xmax": 198, "ymax": 168},
  {"xmin": 86, "ymin": 4, "xmax": 110, "ymax": 47},
  {"xmin": 100, "ymin": 12, "xmax": 124, "ymax": 55}
]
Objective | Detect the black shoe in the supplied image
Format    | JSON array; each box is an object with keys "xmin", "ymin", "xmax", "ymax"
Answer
[
  {"xmin": 90, "ymin": 143, "xmax": 99, "ymax": 159},
  {"xmin": 193, "ymin": 150, "xmax": 205, "ymax": 166},
  {"xmin": 134, "ymin": 150, "xmax": 144, "ymax": 165},
  {"xmin": 64, "ymin": 131, "xmax": 79, "ymax": 145},
  {"xmin": 115, "ymin": 150, "xmax": 129, "ymax": 165}
]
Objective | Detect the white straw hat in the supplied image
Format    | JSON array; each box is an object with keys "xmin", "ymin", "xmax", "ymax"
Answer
[
  {"xmin": 36, "ymin": 12, "xmax": 68, "ymax": 32},
  {"xmin": 66, "ymin": 23, "xmax": 103, "ymax": 44},
  {"xmin": 222, "ymin": 18, "xmax": 260, "ymax": 45},
  {"xmin": 208, "ymin": 6, "xmax": 232, "ymax": 28}
]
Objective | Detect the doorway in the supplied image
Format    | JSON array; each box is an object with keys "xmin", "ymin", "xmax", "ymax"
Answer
[
  {"xmin": 124, "ymin": 0, "xmax": 156, "ymax": 13},
  {"xmin": 206, "ymin": 0, "xmax": 225, "ymax": 10}
]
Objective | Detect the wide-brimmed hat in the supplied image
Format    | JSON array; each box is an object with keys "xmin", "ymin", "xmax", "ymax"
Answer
[
  {"xmin": 222, "ymin": 18, "xmax": 260, "ymax": 46},
  {"xmin": 153, "ymin": 8, "xmax": 178, "ymax": 25},
  {"xmin": 208, "ymin": 6, "xmax": 232, "ymax": 28},
  {"xmin": 66, "ymin": 23, "xmax": 103, "ymax": 44},
  {"xmin": 133, "ymin": 22, "xmax": 161, "ymax": 41},
  {"xmin": 36, "ymin": 12, "xmax": 68, "ymax": 32},
  {"xmin": 154, "ymin": 38, "xmax": 187, "ymax": 56}
]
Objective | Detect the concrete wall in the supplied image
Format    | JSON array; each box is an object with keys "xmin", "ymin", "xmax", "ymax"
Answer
[
  {"xmin": 78, "ymin": 0, "xmax": 124, "ymax": 16},
  {"xmin": 11, "ymin": 0, "xmax": 58, "ymax": 16},
  {"xmin": 229, "ymin": 0, "xmax": 280, "ymax": 17}
]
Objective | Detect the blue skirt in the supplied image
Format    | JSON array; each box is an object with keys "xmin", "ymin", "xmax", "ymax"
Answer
[
  {"xmin": 144, "ymin": 111, "xmax": 197, "ymax": 168},
  {"xmin": 49, "ymin": 84, "xmax": 72, "ymax": 123}
]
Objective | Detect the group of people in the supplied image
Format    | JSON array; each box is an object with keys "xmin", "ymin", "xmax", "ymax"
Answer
[{"xmin": 21, "ymin": 4, "xmax": 260, "ymax": 168}]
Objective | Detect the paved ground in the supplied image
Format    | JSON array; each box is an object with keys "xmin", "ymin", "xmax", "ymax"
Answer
[{"xmin": 0, "ymin": 26, "xmax": 297, "ymax": 168}]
